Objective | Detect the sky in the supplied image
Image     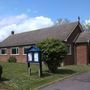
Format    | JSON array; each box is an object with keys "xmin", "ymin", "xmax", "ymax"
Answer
[{"xmin": 0, "ymin": 0, "xmax": 90, "ymax": 41}]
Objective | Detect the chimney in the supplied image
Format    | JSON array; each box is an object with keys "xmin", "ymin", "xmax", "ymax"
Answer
[{"xmin": 11, "ymin": 31, "xmax": 14, "ymax": 35}]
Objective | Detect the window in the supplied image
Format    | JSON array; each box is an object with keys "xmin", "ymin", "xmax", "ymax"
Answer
[
  {"xmin": 11, "ymin": 47, "xmax": 19, "ymax": 55},
  {"xmin": 67, "ymin": 45, "xmax": 72, "ymax": 55},
  {"xmin": 23, "ymin": 47, "xmax": 29, "ymax": 55},
  {"xmin": 0, "ymin": 48, "xmax": 7, "ymax": 55}
]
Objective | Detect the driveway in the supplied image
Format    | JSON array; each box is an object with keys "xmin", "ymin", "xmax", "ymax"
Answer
[{"xmin": 40, "ymin": 72, "xmax": 90, "ymax": 90}]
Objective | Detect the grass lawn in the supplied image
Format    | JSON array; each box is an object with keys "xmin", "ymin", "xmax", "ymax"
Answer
[{"xmin": 0, "ymin": 62, "xmax": 90, "ymax": 90}]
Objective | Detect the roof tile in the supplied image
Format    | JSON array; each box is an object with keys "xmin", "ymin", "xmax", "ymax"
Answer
[{"xmin": 0, "ymin": 22, "xmax": 78, "ymax": 47}]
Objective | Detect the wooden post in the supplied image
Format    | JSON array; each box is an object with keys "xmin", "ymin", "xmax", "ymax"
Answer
[
  {"xmin": 39, "ymin": 52, "xmax": 42, "ymax": 77},
  {"xmin": 27, "ymin": 62, "xmax": 31, "ymax": 76}
]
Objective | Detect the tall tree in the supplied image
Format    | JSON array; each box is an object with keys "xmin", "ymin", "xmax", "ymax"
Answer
[
  {"xmin": 83, "ymin": 20, "xmax": 90, "ymax": 31},
  {"xmin": 55, "ymin": 18, "xmax": 70, "ymax": 25}
]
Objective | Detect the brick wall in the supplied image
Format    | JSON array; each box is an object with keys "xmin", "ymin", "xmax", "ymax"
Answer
[
  {"xmin": 0, "ymin": 47, "xmax": 27, "ymax": 63},
  {"xmin": 76, "ymin": 44, "xmax": 88, "ymax": 65},
  {"xmin": 1, "ymin": 44, "xmax": 88, "ymax": 65},
  {"xmin": 0, "ymin": 46, "xmax": 74, "ymax": 65}
]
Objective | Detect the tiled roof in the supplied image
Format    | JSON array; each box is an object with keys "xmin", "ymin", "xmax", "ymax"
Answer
[
  {"xmin": 76, "ymin": 31, "xmax": 90, "ymax": 43},
  {"xmin": 0, "ymin": 22, "xmax": 79, "ymax": 48}
]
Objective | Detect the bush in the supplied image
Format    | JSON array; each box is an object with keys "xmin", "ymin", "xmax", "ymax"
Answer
[
  {"xmin": 0, "ymin": 65, "xmax": 2, "ymax": 80},
  {"xmin": 37, "ymin": 38, "xmax": 68, "ymax": 73},
  {"xmin": 8, "ymin": 56, "xmax": 17, "ymax": 63}
]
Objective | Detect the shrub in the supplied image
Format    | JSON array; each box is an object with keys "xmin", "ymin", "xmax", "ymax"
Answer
[
  {"xmin": 37, "ymin": 38, "xmax": 68, "ymax": 73},
  {"xmin": 0, "ymin": 65, "xmax": 2, "ymax": 80},
  {"xmin": 8, "ymin": 56, "xmax": 17, "ymax": 63}
]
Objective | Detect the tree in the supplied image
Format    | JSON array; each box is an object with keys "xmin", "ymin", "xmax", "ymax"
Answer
[
  {"xmin": 55, "ymin": 18, "xmax": 70, "ymax": 25},
  {"xmin": 37, "ymin": 39, "xmax": 68, "ymax": 73},
  {"xmin": 82, "ymin": 20, "xmax": 90, "ymax": 31}
]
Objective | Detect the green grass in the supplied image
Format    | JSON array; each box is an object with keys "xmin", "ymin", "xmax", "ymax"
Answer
[{"xmin": 0, "ymin": 62, "xmax": 90, "ymax": 90}]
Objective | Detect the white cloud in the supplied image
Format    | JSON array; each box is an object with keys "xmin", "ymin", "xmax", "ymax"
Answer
[{"xmin": 0, "ymin": 14, "xmax": 54, "ymax": 41}]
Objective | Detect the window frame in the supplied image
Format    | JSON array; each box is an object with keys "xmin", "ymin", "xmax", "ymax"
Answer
[
  {"xmin": 11, "ymin": 47, "xmax": 19, "ymax": 55},
  {"xmin": 0, "ymin": 48, "xmax": 7, "ymax": 55},
  {"xmin": 23, "ymin": 46, "xmax": 30, "ymax": 55}
]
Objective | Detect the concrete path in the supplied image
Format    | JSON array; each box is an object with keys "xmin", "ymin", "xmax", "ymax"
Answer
[{"xmin": 40, "ymin": 72, "xmax": 90, "ymax": 90}]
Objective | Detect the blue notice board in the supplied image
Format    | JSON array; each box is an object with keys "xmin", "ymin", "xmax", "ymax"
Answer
[{"xmin": 27, "ymin": 45, "xmax": 41, "ymax": 63}]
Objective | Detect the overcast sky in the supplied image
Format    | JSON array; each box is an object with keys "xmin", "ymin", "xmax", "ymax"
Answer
[{"xmin": 0, "ymin": 0, "xmax": 90, "ymax": 41}]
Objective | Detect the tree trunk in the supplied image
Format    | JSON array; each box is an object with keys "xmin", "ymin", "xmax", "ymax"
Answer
[{"xmin": 46, "ymin": 60, "xmax": 58, "ymax": 73}]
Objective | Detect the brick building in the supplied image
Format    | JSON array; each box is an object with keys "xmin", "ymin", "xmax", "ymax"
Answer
[{"xmin": 0, "ymin": 21, "xmax": 89, "ymax": 65}]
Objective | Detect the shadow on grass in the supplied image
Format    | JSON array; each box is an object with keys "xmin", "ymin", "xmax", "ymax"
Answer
[
  {"xmin": 42, "ymin": 70, "xmax": 52, "ymax": 77},
  {"xmin": 42, "ymin": 69, "xmax": 76, "ymax": 77},
  {"xmin": 29, "ymin": 70, "xmax": 52, "ymax": 77},
  {"xmin": 0, "ymin": 78, "xmax": 14, "ymax": 90},
  {"xmin": 55, "ymin": 69, "xmax": 76, "ymax": 74},
  {"xmin": 26, "ymin": 69, "xmax": 76, "ymax": 77},
  {"xmin": 30, "ymin": 71, "xmax": 51, "ymax": 77},
  {"xmin": 0, "ymin": 77, "xmax": 10, "ymax": 83}
]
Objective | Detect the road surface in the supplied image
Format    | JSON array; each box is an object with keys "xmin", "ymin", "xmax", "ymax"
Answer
[{"xmin": 41, "ymin": 72, "xmax": 90, "ymax": 90}]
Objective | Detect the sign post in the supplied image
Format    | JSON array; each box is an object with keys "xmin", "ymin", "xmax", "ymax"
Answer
[{"xmin": 26, "ymin": 45, "xmax": 42, "ymax": 77}]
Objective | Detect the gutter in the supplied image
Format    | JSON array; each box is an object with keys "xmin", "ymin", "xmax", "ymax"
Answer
[{"xmin": 0, "ymin": 44, "xmax": 35, "ymax": 48}]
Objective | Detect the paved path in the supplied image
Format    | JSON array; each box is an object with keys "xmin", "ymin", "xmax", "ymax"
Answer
[{"xmin": 40, "ymin": 72, "xmax": 90, "ymax": 90}]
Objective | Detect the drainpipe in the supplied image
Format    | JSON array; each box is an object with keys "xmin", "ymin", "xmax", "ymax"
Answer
[{"xmin": 87, "ymin": 40, "xmax": 90, "ymax": 64}]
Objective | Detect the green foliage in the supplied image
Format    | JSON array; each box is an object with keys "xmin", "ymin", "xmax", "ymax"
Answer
[
  {"xmin": 0, "ymin": 65, "xmax": 2, "ymax": 79},
  {"xmin": 82, "ymin": 21, "xmax": 90, "ymax": 31},
  {"xmin": 37, "ymin": 38, "xmax": 68, "ymax": 73},
  {"xmin": 83, "ymin": 24, "xmax": 90, "ymax": 31},
  {"xmin": 8, "ymin": 56, "xmax": 17, "ymax": 63}
]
